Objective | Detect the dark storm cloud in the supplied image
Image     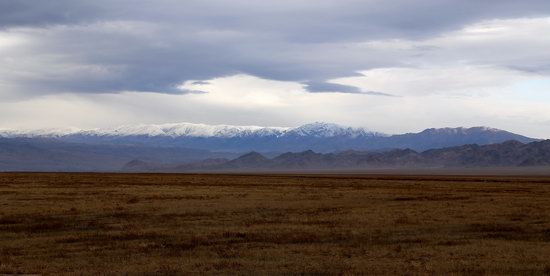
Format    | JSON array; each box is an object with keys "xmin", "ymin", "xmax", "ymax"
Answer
[
  {"xmin": 2, "ymin": 0, "xmax": 550, "ymax": 96},
  {"xmin": 0, "ymin": 0, "xmax": 100, "ymax": 28},
  {"xmin": 4, "ymin": 0, "xmax": 550, "ymax": 39}
]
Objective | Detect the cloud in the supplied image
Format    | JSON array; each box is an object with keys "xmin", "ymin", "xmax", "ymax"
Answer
[
  {"xmin": 1, "ymin": 1, "xmax": 550, "ymax": 98},
  {"xmin": 1, "ymin": 1, "xmax": 550, "ymax": 137},
  {"xmin": 302, "ymin": 81, "xmax": 397, "ymax": 96},
  {"xmin": 0, "ymin": 0, "xmax": 100, "ymax": 29},
  {"xmin": 2, "ymin": 73, "xmax": 550, "ymax": 138},
  {"xmin": 363, "ymin": 91, "xmax": 400, "ymax": 97},
  {"xmin": 191, "ymin": 81, "xmax": 211, "ymax": 85},
  {"xmin": 303, "ymin": 82, "xmax": 362, "ymax": 94},
  {"xmin": 334, "ymin": 65, "xmax": 535, "ymax": 97}
]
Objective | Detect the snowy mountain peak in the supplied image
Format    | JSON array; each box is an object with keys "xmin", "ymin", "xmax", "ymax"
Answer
[
  {"xmin": 0, "ymin": 127, "xmax": 82, "ymax": 138},
  {"xmin": 80, "ymin": 122, "xmax": 290, "ymax": 138},
  {"xmin": 289, "ymin": 122, "xmax": 382, "ymax": 138},
  {"xmin": 0, "ymin": 122, "xmax": 537, "ymax": 153},
  {"xmin": 0, "ymin": 123, "xmax": 518, "ymax": 142},
  {"xmin": 421, "ymin": 126, "xmax": 507, "ymax": 135},
  {"xmin": 0, "ymin": 122, "xmax": 384, "ymax": 139}
]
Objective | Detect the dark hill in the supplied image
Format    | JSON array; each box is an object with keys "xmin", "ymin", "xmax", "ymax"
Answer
[{"xmin": 157, "ymin": 139, "xmax": 550, "ymax": 171}]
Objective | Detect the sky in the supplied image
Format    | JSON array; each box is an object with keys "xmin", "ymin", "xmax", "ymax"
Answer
[{"xmin": 1, "ymin": 0, "xmax": 550, "ymax": 137}]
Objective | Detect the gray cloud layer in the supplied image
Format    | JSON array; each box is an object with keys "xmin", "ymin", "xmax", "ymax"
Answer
[{"xmin": 2, "ymin": 0, "xmax": 550, "ymax": 96}]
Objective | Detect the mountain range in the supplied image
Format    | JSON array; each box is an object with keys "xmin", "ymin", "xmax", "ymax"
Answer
[
  {"xmin": 0, "ymin": 122, "xmax": 546, "ymax": 172},
  {"xmin": 124, "ymin": 139, "xmax": 550, "ymax": 172},
  {"xmin": 0, "ymin": 122, "xmax": 537, "ymax": 152},
  {"xmin": 0, "ymin": 138, "xmax": 238, "ymax": 172}
]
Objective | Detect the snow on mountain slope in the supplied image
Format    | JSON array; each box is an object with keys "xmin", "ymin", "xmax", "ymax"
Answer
[
  {"xmin": 0, "ymin": 127, "xmax": 82, "ymax": 138},
  {"xmin": 81, "ymin": 123, "xmax": 290, "ymax": 138},
  {"xmin": 0, "ymin": 122, "xmax": 537, "ymax": 152},
  {"xmin": 419, "ymin": 126, "xmax": 504, "ymax": 135},
  {"xmin": 0, "ymin": 122, "xmax": 381, "ymax": 139},
  {"xmin": 287, "ymin": 122, "xmax": 385, "ymax": 138}
]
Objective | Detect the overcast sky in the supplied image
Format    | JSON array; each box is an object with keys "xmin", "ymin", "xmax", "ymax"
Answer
[{"xmin": 1, "ymin": 0, "xmax": 550, "ymax": 137}]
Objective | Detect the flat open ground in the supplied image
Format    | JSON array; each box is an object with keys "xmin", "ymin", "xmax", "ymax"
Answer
[{"xmin": 1, "ymin": 173, "xmax": 550, "ymax": 275}]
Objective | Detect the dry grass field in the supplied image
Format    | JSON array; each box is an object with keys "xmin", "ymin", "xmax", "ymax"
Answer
[{"xmin": 1, "ymin": 173, "xmax": 550, "ymax": 275}]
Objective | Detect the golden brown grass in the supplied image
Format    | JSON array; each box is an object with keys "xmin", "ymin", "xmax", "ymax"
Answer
[{"xmin": 1, "ymin": 173, "xmax": 550, "ymax": 275}]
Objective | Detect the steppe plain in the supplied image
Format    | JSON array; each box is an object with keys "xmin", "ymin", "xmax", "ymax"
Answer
[{"xmin": 1, "ymin": 172, "xmax": 550, "ymax": 275}]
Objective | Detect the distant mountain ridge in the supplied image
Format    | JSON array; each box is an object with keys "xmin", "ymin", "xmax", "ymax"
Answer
[
  {"xmin": 124, "ymin": 139, "xmax": 550, "ymax": 172},
  {"xmin": 0, "ymin": 122, "xmax": 537, "ymax": 152},
  {"xmin": 380, "ymin": 126, "xmax": 535, "ymax": 151},
  {"xmin": 0, "ymin": 137, "xmax": 238, "ymax": 172},
  {"xmin": 0, "ymin": 122, "xmax": 380, "ymax": 139},
  {"xmin": 0, "ymin": 135, "xmax": 548, "ymax": 172}
]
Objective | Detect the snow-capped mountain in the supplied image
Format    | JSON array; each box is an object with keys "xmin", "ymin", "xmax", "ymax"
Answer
[
  {"xmin": 382, "ymin": 126, "xmax": 536, "ymax": 151},
  {"xmin": 287, "ymin": 122, "xmax": 385, "ymax": 138},
  {"xmin": 0, "ymin": 127, "xmax": 81, "ymax": 138},
  {"xmin": 0, "ymin": 123, "xmax": 287, "ymax": 138},
  {"xmin": 0, "ymin": 122, "xmax": 537, "ymax": 153},
  {"xmin": 419, "ymin": 126, "xmax": 502, "ymax": 135},
  {"xmin": 79, "ymin": 123, "xmax": 290, "ymax": 138},
  {"xmin": 0, "ymin": 122, "xmax": 382, "ymax": 139}
]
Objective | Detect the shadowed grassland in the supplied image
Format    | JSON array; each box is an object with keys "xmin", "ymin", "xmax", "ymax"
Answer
[{"xmin": 1, "ymin": 173, "xmax": 550, "ymax": 275}]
